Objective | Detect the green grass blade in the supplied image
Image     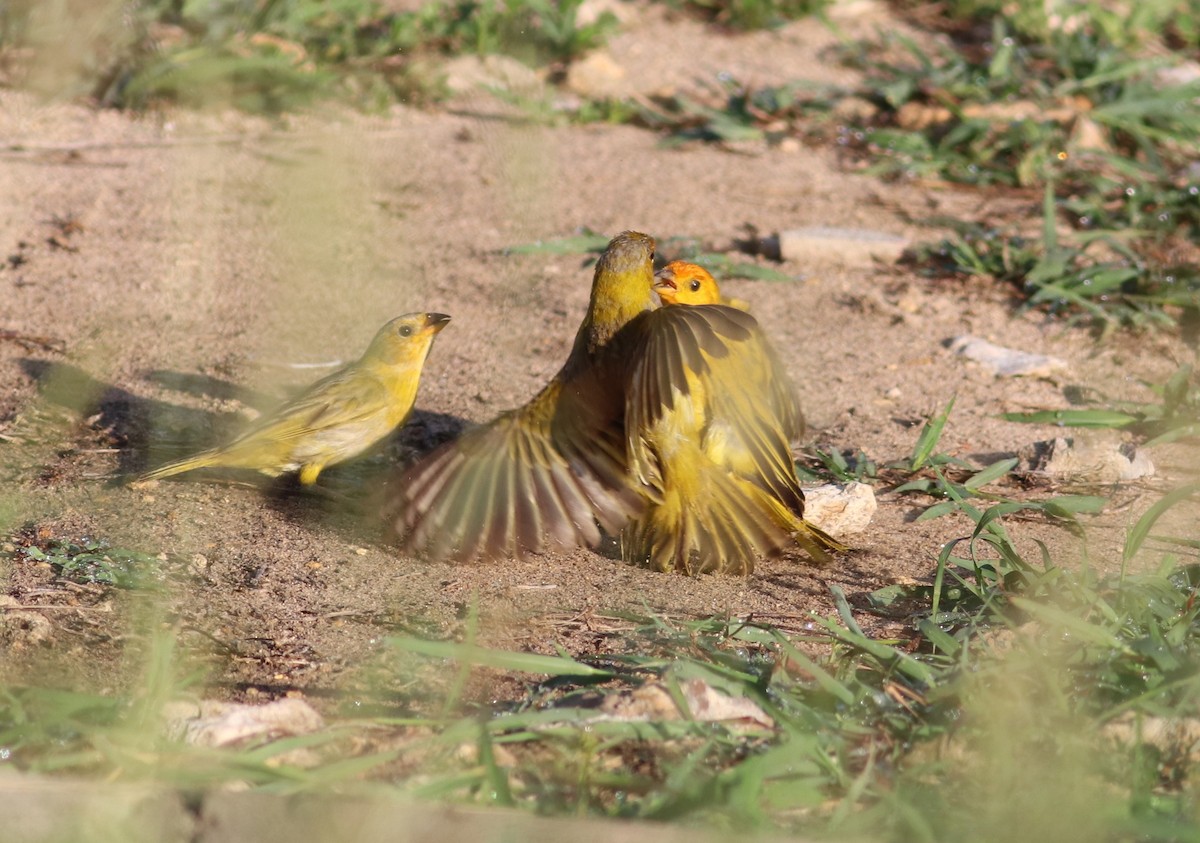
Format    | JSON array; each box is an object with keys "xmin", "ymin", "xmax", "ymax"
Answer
[
  {"xmin": 773, "ymin": 638, "xmax": 856, "ymax": 706},
  {"xmin": 1001, "ymin": 409, "xmax": 1140, "ymax": 428},
  {"xmin": 1009, "ymin": 598, "xmax": 1129, "ymax": 652},
  {"xmin": 812, "ymin": 616, "xmax": 936, "ymax": 685},
  {"xmin": 1042, "ymin": 495, "xmax": 1107, "ymax": 517},
  {"xmin": 389, "ymin": 637, "xmax": 616, "ymax": 677},
  {"xmin": 1123, "ymin": 482, "xmax": 1200, "ymax": 564},
  {"xmin": 964, "ymin": 457, "xmax": 1018, "ymax": 490},
  {"xmin": 910, "ymin": 396, "xmax": 955, "ymax": 470},
  {"xmin": 507, "ymin": 233, "xmax": 609, "ymax": 254}
]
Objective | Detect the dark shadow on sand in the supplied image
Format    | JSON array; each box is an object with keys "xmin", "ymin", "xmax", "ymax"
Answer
[{"xmin": 17, "ymin": 359, "xmax": 471, "ymax": 495}]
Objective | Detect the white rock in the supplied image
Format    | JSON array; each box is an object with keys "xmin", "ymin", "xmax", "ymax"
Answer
[
  {"xmin": 803, "ymin": 482, "xmax": 876, "ymax": 538},
  {"xmin": 164, "ymin": 697, "xmax": 324, "ymax": 748},
  {"xmin": 778, "ymin": 226, "xmax": 908, "ymax": 266},
  {"xmin": 1104, "ymin": 712, "xmax": 1200, "ymax": 762},
  {"xmin": 947, "ymin": 335, "xmax": 1068, "ymax": 377},
  {"xmin": 1069, "ymin": 115, "xmax": 1112, "ymax": 154},
  {"xmin": 825, "ymin": 0, "xmax": 892, "ymax": 22},
  {"xmin": 441, "ymin": 54, "xmax": 543, "ymax": 97},
  {"xmin": 1155, "ymin": 61, "xmax": 1200, "ymax": 88},
  {"xmin": 599, "ymin": 677, "xmax": 774, "ymax": 729},
  {"xmin": 564, "ymin": 50, "xmax": 627, "ymax": 99},
  {"xmin": 1023, "ymin": 435, "xmax": 1154, "ymax": 483},
  {"xmin": 575, "ymin": 0, "xmax": 634, "ymax": 27},
  {"xmin": 0, "ymin": 596, "xmax": 52, "ymax": 647}
]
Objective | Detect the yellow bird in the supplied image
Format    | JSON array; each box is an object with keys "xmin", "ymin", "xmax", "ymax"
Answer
[
  {"xmin": 385, "ymin": 231, "xmax": 657, "ymax": 560},
  {"xmin": 621, "ymin": 262, "xmax": 844, "ymax": 573},
  {"xmin": 139, "ymin": 312, "xmax": 450, "ymax": 486},
  {"xmin": 388, "ymin": 241, "xmax": 842, "ymax": 573},
  {"xmin": 651, "ymin": 260, "xmax": 804, "ymax": 443},
  {"xmin": 654, "ymin": 259, "xmax": 750, "ymax": 310}
]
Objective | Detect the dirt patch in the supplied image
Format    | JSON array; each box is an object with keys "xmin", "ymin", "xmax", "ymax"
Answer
[{"xmin": 0, "ymin": 5, "xmax": 1192, "ymax": 707}]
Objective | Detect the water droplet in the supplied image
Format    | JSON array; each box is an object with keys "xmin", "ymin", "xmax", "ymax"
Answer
[
  {"xmin": 1079, "ymin": 216, "xmax": 1091, "ymax": 227},
  {"xmin": 1125, "ymin": 186, "xmax": 1137, "ymax": 197}
]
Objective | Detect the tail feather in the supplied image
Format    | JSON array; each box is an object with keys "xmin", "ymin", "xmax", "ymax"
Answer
[
  {"xmin": 622, "ymin": 461, "xmax": 791, "ymax": 575},
  {"xmin": 622, "ymin": 459, "xmax": 850, "ymax": 574},
  {"xmin": 788, "ymin": 518, "xmax": 847, "ymax": 565},
  {"xmin": 138, "ymin": 450, "xmax": 222, "ymax": 482},
  {"xmin": 757, "ymin": 482, "xmax": 849, "ymax": 564}
]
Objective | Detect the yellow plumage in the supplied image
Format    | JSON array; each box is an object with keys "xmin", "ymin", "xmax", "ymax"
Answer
[
  {"xmin": 139, "ymin": 312, "xmax": 450, "ymax": 485},
  {"xmin": 654, "ymin": 259, "xmax": 751, "ymax": 311},
  {"xmin": 385, "ymin": 232, "xmax": 656, "ymax": 559},
  {"xmin": 621, "ymin": 262, "xmax": 845, "ymax": 573},
  {"xmin": 388, "ymin": 244, "xmax": 845, "ymax": 574}
]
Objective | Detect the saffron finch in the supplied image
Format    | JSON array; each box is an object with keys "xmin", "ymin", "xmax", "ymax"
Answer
[
  {"xmin": 654, "ymin": 259, "xmax": 749, "ymax": 310},
  {"xmin": 388, "ymin": 241, "xmax": 842, "ymax": 573},
  {"xmin": 621, "ymin": 262, "xmax": 844, "ymax": 573},
  {"xmin": 140, "ymin": 312, "xmax": 450, "ymax": 485},
  {"xmin": 384, "ymin": 231, "xmax": 656, "ymax": 560},
  {"xmin": 652, "ymin": 260, "xmax": 804, "ymax": 443}
]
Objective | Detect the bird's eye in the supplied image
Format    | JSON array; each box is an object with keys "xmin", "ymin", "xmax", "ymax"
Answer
[
  {"xmin": 689, "ymin": 280, "xmax": 701, "ymax": 291},
  {"xmin": 398, "ymin": 325, "xmax": 413, "ymax": 337}
]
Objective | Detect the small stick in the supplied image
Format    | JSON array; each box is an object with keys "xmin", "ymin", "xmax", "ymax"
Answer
[
  {"xmin": 0, "ymin": 329, "xmax": 65, "ymax": 353},
  {"xmin": 0, "ymin": 604, "xmax": 110, "ymax": 611}
]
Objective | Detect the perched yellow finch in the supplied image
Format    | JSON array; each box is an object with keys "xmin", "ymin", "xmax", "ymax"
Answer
[
  {"xmin": 139, "ymin": 312, "xmax": 450, "ymax": 485},
  {"xmin": 621, "ymin": 261, "xmax": 844, "ymax": 574},
  {"xmin": 385, "ymin": 231, "xmax": 656, "ymax": 560},
  {"xmin": 654, "ymin": 260, "xmax": 749, "ymax": 310}
]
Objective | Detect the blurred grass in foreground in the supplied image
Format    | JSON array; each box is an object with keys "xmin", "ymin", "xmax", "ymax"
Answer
[
  {"xmin": 0, "ymin": 0, "xmax": 620, "ymax": 110},
  {"xmin": 1, "ymin": 1, "xmax": 1199, "ymax": 839},
  {"xmin": 3, "ymin": 420, "xmax": 1200, "ymax": 839}
]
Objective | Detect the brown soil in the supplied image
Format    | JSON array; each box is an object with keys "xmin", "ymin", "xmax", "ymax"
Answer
[{"xmin": 0, "ymin": 4, "xmax": 1193, "ymax": 708}]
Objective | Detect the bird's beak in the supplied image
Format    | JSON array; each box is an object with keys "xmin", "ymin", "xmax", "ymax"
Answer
[
  {"xmin": 652, "ymin": 267, "xmax": 677, "ymax": 293},
  {"xmin": 425, "ymin": 313, "xmax": 452, "ymax": 334}
]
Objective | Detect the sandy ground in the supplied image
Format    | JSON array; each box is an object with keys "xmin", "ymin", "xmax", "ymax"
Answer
[{"xmin": 1, "ymin": 3, "xmax": 1194, "ymax": 705}]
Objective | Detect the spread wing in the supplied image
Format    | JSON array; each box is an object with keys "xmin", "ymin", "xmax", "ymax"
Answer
[
  {"xmin": 762, "ymin": 339, "xmax": 805, "ymax": 445},
  {"xmin": 624, "ymin": 305, "xmax": 749, "ymax": 485},
  {"xmin": 706, "ymin": 335, "xmax": 806, "ymax": 517},
  {"xmin": 625, "ymin": 305, "xmax": 806, "ymax": 517},
  {"xmin": 385, "ymin": 377, "xmax": 643, "ymax": 561}
]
